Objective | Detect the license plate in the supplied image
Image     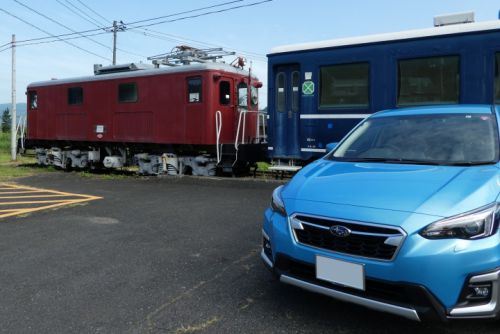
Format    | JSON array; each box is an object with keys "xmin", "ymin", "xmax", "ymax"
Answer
[{"xmin": 316, "ymin": 255, "xmax": 365, "ymax": 291}]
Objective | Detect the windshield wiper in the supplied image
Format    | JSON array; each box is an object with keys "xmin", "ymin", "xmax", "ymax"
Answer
[{"xmin": 447, "ymin": 161, "xmax": 497, "ymax": 166}]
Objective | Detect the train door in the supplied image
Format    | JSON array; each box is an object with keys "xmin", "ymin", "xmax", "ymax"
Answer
[
  {"xmin": 217, "ymin": 78, "xmax": 234, "ymax": 143},
  {"xmin": 273, "ymin": 65, "xmax": 300, "ymax": 158}
]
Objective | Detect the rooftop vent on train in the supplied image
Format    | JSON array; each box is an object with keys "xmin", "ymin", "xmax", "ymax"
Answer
[
  {"xmin": 434, "ymin": 12, "xmax": 475, "ymax": 27},
  {"xmin": 148, "ymin": 45, "xmax": 235, "ymax": 67},
  {"xmin": 93, "ymin": 62, "xmax": 154, "ymax": 75}
]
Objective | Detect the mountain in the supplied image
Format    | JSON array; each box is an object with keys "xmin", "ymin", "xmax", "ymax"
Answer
[{"xmin": 0, "ymin": 103, "xmax": 27, "ymax": 121}]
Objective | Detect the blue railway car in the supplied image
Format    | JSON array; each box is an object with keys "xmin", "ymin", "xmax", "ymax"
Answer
[{"xmin": 267, "ymin": 16, "xmax": 500, "ymax": 170}]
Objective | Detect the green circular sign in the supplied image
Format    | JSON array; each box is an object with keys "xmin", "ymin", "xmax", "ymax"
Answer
[{"xmin": 302, "ymin": 81, "xmax": 315, "ymax": 95}]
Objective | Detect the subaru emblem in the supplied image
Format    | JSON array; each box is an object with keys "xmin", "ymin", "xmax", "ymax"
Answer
[{"xmin": 330, "ymin": 225, "xmax": 351, "ymax": 238}]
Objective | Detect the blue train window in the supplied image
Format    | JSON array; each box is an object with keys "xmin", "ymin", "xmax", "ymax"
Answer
[
  {"xmin": 495, "ymin": 53, "xmax": 500, "ymax": 103},
  {"xmin": 276, "ymin": 72, "xmax": 286, "ymax": 112},
  {"xmin": 320, "ymin": 63, "xmax": 369, "ymax": 108},
  {"xmin": 292, "ymin": 71, "xmax": 300, "ymax": 112},
  {"xmin": 398, "ymin": 56, "xmax": 459, "ymax": 106}
]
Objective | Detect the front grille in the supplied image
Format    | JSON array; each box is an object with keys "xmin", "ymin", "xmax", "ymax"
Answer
[{"xmin": 292, "ymin": 214, "xmax": 405, "ymax": 261}]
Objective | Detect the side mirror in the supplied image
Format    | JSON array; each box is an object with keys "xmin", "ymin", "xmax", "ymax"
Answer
[{"xmin": 326, "ymin": 142, "xmax": 338, "ymax": 153}]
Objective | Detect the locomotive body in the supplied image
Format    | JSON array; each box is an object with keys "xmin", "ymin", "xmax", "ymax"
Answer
[{"xmin": 26, "ymin": 62, "xmax": 264, "ymax": 175}]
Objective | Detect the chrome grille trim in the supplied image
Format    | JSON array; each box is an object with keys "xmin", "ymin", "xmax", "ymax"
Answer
[{"xmin": 289, "ymin": 213, "xmax": 407, "ymax": 262}]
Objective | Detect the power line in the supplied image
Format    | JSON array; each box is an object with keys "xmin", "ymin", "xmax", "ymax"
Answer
[
  {"xmin": 126, "ymin": 0, "xmax": 273, "ymax": 30},
  {"xmin": 74, "ymin": 0, "xmax": 110, "ymax": 25},
  {"xmin": 0, "ymin": 7, "xmax": 110, "ymax": 60},
  {"xmin": 13, "ymin": 0, "xmax": 146, "ymax": 58},
  {"xmin": 55, "ymin": 0, "xmax": 105, "ymax": 29},
  {"xmin": 5, "ymin": 0, "xmax": 272, "ymax": 45},
  {"xmin": 13, "ymin": 0, "xmax": 111, "ymax": 50},
  {"xmin": 63, "ymin": 0, "xmax": 106, "ymax": 28},
  {"xmin": 126, "ymin": 0, "xmax": 244, "ymax": 26},
  {"xmin": 1, "ymin": 0, "xmax": 272, "ymax": 62}
]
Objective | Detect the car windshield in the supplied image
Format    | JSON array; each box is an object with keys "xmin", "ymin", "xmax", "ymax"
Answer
[{"xmin": 331, "ymin": 113, "xmax": 499, "ymax": 166}]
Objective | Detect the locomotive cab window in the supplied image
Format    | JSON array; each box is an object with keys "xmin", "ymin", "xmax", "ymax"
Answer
[
  {"xmin": 320, "ymin": 62, "xmax": 369, "ymax": 108},
  {"xmin": 398, "ymin": 55, "xmax": 459, "ymax": 106},
  {"xmin": 188, "ymin": 78, "xmax": 202, "ymax": 103},
  {"xmin": 251, "ymin": 86, "xmax": 259, "ymax": 108},
  {"xmin": 68, "ymin": 87, "xmax": 83, "ymax": 105},
  {"xmin": 219, "ymin": 81, "xmax": 231, "ymax": 105},
  {"xmin": 28, "ymin": 91, "xmax": 38, "ymax": 110},
  {"xmin": 495, "ymin": 53, "xmax": 500, "ymax": 103},
  {"xmin": 118, "ymin": 82, "xmax": 138, "ymax": 103},
  {"xmin": 238, "ymin": 82, "xmax": 248, "ymax": 107}
]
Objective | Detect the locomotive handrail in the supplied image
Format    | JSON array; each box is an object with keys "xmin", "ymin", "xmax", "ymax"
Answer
[
  {"xmin": 234, "ymin": 109, "xmax": 266, "ymax": 166},
  {"xmin": 215, "ymin": 110, "xmax": 222, "ymax": 164}
]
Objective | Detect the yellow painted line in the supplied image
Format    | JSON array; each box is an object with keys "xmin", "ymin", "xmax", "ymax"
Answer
[
  {"xmin": 0, "ymin": 194, "xmax": 74, "ymax": 199},
  {"xmin": 0, "ymin": 183, "xmax": 102, "ymax": 220},
  {"xmin": 0, "ymin": 190, "xmax": 51, "ymax": 194}
]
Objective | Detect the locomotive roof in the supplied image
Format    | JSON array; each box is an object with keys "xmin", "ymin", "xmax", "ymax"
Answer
[
  {"xmin": 28, "ymin": 62, "xmax": 258, "ymax": 88},
  {"xmin": 270, "ymin": 20, "xmax": 500, "ymax": 55}
]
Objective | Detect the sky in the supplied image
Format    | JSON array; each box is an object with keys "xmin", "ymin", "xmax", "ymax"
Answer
[{"xmin": 0, "ymin": 0, "xmax": 500, "ymax": 108}]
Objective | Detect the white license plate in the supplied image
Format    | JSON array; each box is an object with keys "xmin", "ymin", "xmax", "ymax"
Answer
[{"xmin": 316, "ymin": 255, "xmax": 365, "ymax": 291}]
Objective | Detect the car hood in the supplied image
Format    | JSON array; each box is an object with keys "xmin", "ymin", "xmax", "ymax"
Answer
[{"xmin": 283, "ymin": 160, "xmax": 500, "ymax": 217}]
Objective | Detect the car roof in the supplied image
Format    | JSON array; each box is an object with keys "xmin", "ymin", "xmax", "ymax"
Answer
[{"xmin": 372, "ymin": 105, "xmax": 495, "ymax": 118}]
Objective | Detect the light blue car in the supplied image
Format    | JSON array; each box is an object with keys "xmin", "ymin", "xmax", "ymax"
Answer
[{"xmin": 262, "ymin": 105, "xmax": 500, "ymax": 322}]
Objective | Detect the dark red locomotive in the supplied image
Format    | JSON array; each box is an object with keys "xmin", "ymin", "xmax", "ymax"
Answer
[{"xmin": 26, "ymin": 48, "xmax": 265, "ymax": 176}]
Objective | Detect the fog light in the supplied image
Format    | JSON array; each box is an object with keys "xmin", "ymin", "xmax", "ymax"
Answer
[
  {"xmin": 467, "ymin": 283, "xmax": 492, "ymax": 301},
  {"xmin": 473, "ymin": 287, "xmax": 490, "ymax": 297},
  {"xmin": 263, "ymin": 236, "xmax": 272, "ymax": 260}
]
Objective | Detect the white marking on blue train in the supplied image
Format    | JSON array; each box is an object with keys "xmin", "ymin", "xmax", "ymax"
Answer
[
  {"xmin": 301, "ymin": 148, "xmax": 327, "ymax": 153},
  {"xmin": 268, "ymin": 147, "xmax": 274, "ymax": 150},
  {"xmin": 300, "ymin": 114, "xmax": 370, "ymax": 119}
]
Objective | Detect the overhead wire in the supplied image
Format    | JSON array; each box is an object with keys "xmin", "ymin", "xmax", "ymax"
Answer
[
  {"xmin": 0, "ymin": 7, "xmax": 110, "ymax": 60},
  {"xmin": 13, "ymin": 0, "xmax": 111, "ymax": 50},
  {"xmin": 63, "ymin": 0, "xmax": 107, "ymax": 28},
  {"xmin": 125, "ymin": 0, "xmax": 273, "ymax": 30},
  {"xmin": 3, "ymin": 0, "xmax": 271, "ymax": 46},
  {"xmin": 125, "ymin": 0, "xmax": 244, "ymax": 26},
  {"xmin": 54, "ymin": 0, "xmax": 105, "ymax": 29},
  {"xmin": 74, "ymin": 0, "xmax": 110, "ymax": 25},
  {"xmin": 1, "ymin": 0, "xmax": 272, "ymax": 62}
]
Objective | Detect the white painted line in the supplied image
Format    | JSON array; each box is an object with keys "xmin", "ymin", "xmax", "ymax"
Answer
[{"xmin": 267, "ymin": 147, "xmax": 274, "ymax": 150}]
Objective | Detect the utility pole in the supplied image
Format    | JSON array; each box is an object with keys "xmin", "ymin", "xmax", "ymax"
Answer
[
  {"xmin": 111, "ymin": 20, "xmax": 126, "ymax": 65},
  {"xmin": 11, "ymin": 34, "xmax": 16, "ymax": 161}
]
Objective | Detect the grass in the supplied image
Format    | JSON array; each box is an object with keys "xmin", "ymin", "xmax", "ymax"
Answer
[{"xmin": 0, "ymin": 132, "xmax": 45, "ymax": 181}]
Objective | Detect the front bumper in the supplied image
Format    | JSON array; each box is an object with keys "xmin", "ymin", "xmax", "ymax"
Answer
[{"xmin": 262, "ymin": 208, "xmax": 500, "ymax": 321}]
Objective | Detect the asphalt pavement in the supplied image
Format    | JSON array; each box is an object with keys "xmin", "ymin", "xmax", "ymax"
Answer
[{"xmin": 0, "ymin": 173, "xmax": 499, "ymax": 334}]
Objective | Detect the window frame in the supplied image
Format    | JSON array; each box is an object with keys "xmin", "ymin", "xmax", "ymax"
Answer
[
  {"xmin": 397, "ymin": 55, "xmax": 460, "ymax": 107},
  {"xmin": 494, "ymin": 52, "xmax": 500, "ymax": 104},
  {"xmin": 28, "ymin": 91, "xmax": 38, "ymax": 110},
  {"xmin": 319, "ymin": 62, "xmax": 370, "ymax": 109},
  {"xmin": 67, "ymin": 86, "xmax": 83, "ymax": 105},
  {"xmin": 219, "ymin": 80, "xmax": 231, "ymax": 106},
  {"xmin": 118, "ymin": 82, "xmax": 138, "ymax": 103},
  {"xmin": 275, "ymin": 72, "xmax": 286, "ymax": 113},
  {"xmin": 187, "ymin": 77, "xmax": 202, "ymax": 103}
]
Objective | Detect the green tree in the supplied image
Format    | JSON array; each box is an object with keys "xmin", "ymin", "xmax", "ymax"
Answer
[{"xmin": 1, "ymin": 108, "xmax": 11, "ymax": 133}]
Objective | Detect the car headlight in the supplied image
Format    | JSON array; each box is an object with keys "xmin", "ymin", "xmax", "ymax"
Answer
[
  {"xmin": 420, "ymin": 203, "xmax": 500, "ymax": 240},
  {"xmin": 270, "ymin": 185, "xmax": 287, "ymax": 216}
]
